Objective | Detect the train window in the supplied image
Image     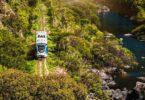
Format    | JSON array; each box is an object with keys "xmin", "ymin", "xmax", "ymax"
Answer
[{"xmin": 38, "ymin": 45, "xmax": 45, "ymax": 53}]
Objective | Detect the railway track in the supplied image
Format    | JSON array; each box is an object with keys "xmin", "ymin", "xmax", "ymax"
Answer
[
  {"xmin": 35, "ymin": 1, "xmax": 49, "ymax": 77},
  {"xmin": 36, "ymin": 58, "xmax": 49, "ymax": 77}
]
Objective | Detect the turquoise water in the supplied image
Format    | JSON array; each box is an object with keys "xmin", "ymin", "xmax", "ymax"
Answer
[
  {"xmin": 115, "ymin": 34, "xmax": 145, "ymax": 89},
  {"xmin": 99, "ymin": 12, "xmax": 134, "ymax": 33},
  {"xmin": 99, "ymin": 11, "xmax": 145, "ymax": 89},
  {"xmin": 118, "ymin": 34, "xmax": 145, "ymax": 75}
]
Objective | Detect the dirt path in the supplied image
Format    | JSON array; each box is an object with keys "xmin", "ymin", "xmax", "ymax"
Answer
[
  {"xmin": 37, "ymin": 59, "xmax": 43, "ymax": 77},
  {"xmin": 36, "ymin": 58, "xmax": 49, "ymax": 77},
  {"xmin": 43, "ymin": 58, "xmax": 49, "ymax": 76}
]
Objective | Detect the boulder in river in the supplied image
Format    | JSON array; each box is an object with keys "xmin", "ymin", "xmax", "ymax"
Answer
[
  {"xmin": 135, "ymin": 81, "xmax": 145, "ymax": 92},
  {"xmin": 111, "ymin": 89, "xmax": 124, "ymax": 100},
  {"xmin": 141, "ymin": 56, "xmax": 145, "ymax": 59},
  {"xmin": 126, "ymin": 81, "xmax": 145, "ymax": 100},
  {"xmin": 126, "ymin": 89, "xmax": 140, "ymax": 100},
  {"xmin": 124, "ymin": 65, "xmax": 131, "ymax": 69},
  {"xmin": 124, "ymin": 33, "xmax": 132, "ymax": 37},
  {"xmin": 97, "ymin": 6, "xmax": 110, "ymax": 14},
  {"xmin": 138, "ymin": 77, "xmax": 145, "ymax": 82}
]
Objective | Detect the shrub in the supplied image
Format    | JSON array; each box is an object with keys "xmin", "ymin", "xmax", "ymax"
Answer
[
  {"xmin": 0, "ymin": 69, "xmax": 88, "ymax": 100},
  {"xmin": 81, "ymin": 71, "xmax": 110, "ymax": 99},
  {"xmin": 0, "ymin": 30, "xmax": 28, "ymax": 71},
  {"xmin": 36, "ymin": 75, "xmax": 87, "ymax": 100},
  {"xmin": 0, "ymin": 69, "xmax": 39, "ymax": 100},
  {"xmin": 59, "ymin": 46, "xmax": 84, "ymax": 75},
  {"xmin": 80, "ymin": 19, "xmax": 90, "ymax": 26}
]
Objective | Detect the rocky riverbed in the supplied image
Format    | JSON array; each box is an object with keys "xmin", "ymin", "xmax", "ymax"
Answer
[{"xmin": 91, "ymin": 68, "xmax": 145, "ymax": 99}]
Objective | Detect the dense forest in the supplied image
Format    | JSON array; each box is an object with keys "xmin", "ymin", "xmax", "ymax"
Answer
[{"xmin": 0, "ymin": 0, "xmax": 145, "ymax": 99}]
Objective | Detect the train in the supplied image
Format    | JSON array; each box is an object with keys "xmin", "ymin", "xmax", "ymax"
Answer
[{"xmin": 36, "ymin": 31, "xmax": 48, "ymax": 58}]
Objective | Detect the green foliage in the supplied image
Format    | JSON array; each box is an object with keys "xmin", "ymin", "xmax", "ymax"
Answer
[
  {"xmin": 0, "ymin": 0, "xmax": 139, "ymax": 99},
  {"xmin": 0, "ymin": 69, "xmax": 87, "ymax": 100},
  {"xmin": 52, "ymin": 25, "xmax": 136, "ymax": 71},
  {"xmin": 132, "ymin": 24, "xmax": 145, "ymax": 40},
  {"xmin": 37, "ymin": 74, "xmax": 87, "ymax": 100},
  {"xmin": 0, "ymin": 69, "xmax": 39, "ymax": 100},
  {"xmin": 17, "ymin": 9, "xmax": 29, "ymax": 29},
  {"xmin": 47, "ymin": 8, "xmax": 54, "ymax": 25},
  {"xmin": 59, "ymin": 47, "xmax": 84, "ymax": 75},
  {"xmin": 4, "ymin": 0, "xmax": 33, "ymax": 36},
  {"xmin": 81, "ymin": 71, "xmax": 110, "ymax": 99},
  {"xmin": 26, "ymin": 60, "xmax": 36, "ymax": 73},
  {"xmin": 80, "ymin": 19, "xmax": 90, "ymax": 26},
  {"xmin": 136, "ymin": 7, "xmax": 145, "ymax": 21},
  {"xmin": 0, "ymin": 30, "xmax": 28, "ymax": 71},
  {"xmin": 0, "ymin": 65, "xmax": 7, "ymax": 72}
]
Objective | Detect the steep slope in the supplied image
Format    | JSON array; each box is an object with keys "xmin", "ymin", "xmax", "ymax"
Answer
[{"xmin": 0, "ymin": 0, "xmax": 138, "ymax": 99}]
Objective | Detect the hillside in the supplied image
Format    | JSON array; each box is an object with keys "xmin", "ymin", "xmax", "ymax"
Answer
[
  {"xmin": 94, "ymin": 0, "xmax": 145, "ymax": 40},
  {"xmin": 0, "ymin": 0, "xmax": 140, "ymax": 99},
  {"xmin": 123, "ymin": 0, "xmax": 145, "ymax": 40}
]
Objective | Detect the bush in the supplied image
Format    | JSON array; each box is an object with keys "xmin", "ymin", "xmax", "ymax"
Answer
[
  {"xmin": 0, "ymin": 69, "xmax": 88, "ymax": 100},
  {"xmin": 0, "ymin": 30, "xmax": 28, "ymax": 71},
  {"xmin": 0, "ymin": 69, "xmax": 39, "ymax": 100},
  {"xmin": 92, "ymin": 41, "xmax": 137, "ymax": 68},
  {"xmin": 80, "ymin": 19, "xmax": 90, "ymax": 26},
  {"xmin": 36, "ymin": 75, "xmax": 87, "ymax": 100},
  {"xmin": 81, "ymin": 71, "xmax": 110, "ymax": 99}
]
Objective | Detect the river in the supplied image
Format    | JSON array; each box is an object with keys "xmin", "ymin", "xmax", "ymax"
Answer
[{"xmin": 99, "ymin": 11, "xmax": 145, "ymax": 89}]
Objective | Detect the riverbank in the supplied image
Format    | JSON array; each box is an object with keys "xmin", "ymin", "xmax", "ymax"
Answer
[
  {"xmin": 91, "ymin": 68, "xmax": 145, "ymax": 99},
  {"xmin": 94, "ymin": 0, "xmax": 136, "ymax": 17},
  {"xmin": 97, "ymin": 5, "xmax": 145, "ymax": 99}
]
